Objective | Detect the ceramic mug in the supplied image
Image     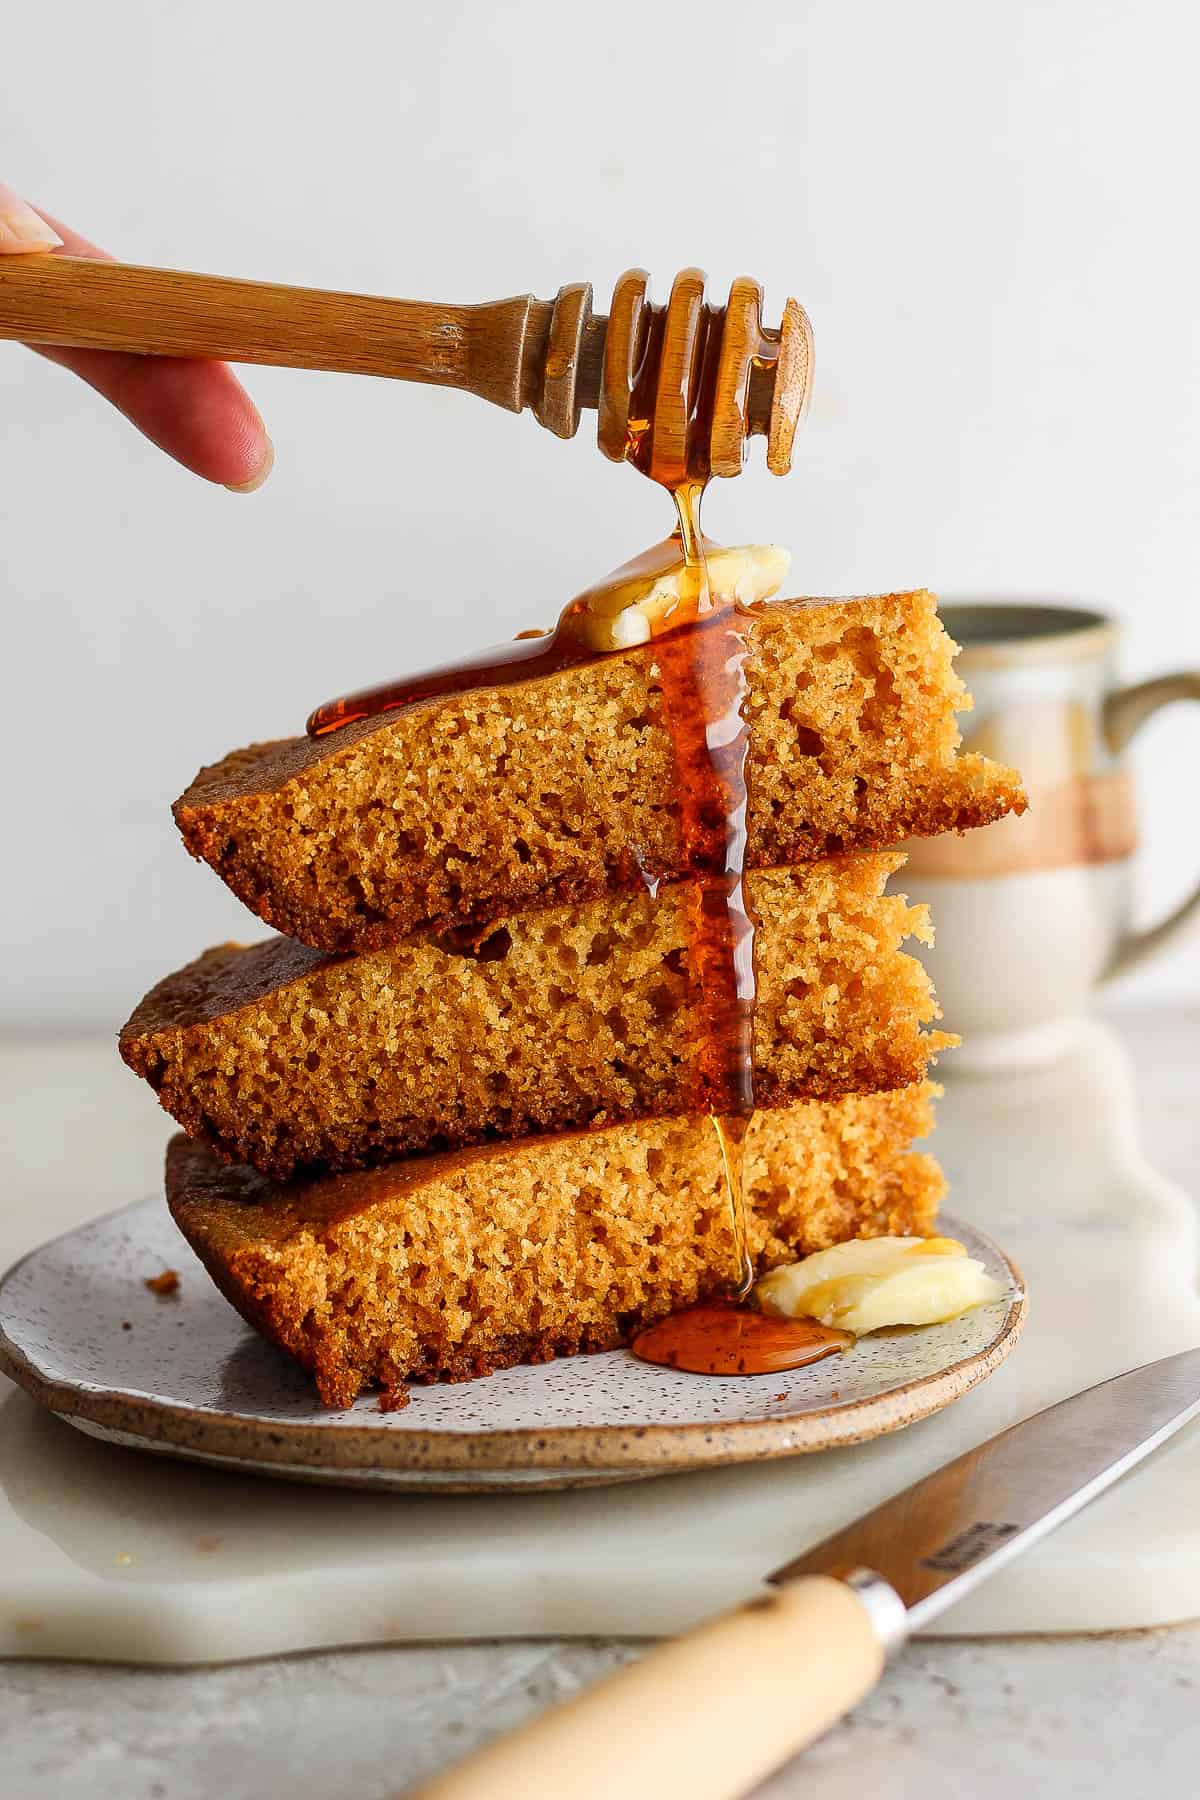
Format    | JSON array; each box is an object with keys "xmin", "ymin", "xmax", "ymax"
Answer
[{"xmin": 901, "ymin": 602, "xmax": 1200, "ymax": 1070}]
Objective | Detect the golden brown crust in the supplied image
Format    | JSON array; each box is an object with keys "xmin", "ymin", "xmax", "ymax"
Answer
[
  {"xmin": 174, "ymin": 592, "xmax": 1025, "ymax": 952},
  {"xmin": 123, "ymin": 855, "xmax": 952, "ymax": 1180},
  {"xmin": 165, "ymin": 1085, "xmax": 945, "ymax": 1407}
]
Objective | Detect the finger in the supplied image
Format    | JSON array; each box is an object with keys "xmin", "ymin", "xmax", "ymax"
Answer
[
  {"xmin": 34, "ymin": 341, "xmax": 274, "ymax": 489},
  {"xmin": 11, "ymin": 197, "xmax": 273, "ymax": 490},
  {"xmin": 28, "ymin": 209, "xmax": 114, "ymax": 262},
  {"xmin": 0, "ymin": 182, "xmax": 63, "ymax": 251}
]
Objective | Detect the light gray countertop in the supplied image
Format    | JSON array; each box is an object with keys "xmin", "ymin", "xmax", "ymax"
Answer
[{"xmin": 2, "ymin": 1006, "xmax": 1197, "ymax": 1799}]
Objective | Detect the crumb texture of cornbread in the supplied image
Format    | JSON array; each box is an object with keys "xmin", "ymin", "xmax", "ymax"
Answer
[
  {"xmin": 174, "ymin": 592, "xmax": 1026, "ymax": 951},
  {"xmin": 122, "ymin": 855, "xmax": 950, "ymax": 1180},
  {"xmin": 166, "ymin": 1083, "xmax": 945, "ymax": 1406}
]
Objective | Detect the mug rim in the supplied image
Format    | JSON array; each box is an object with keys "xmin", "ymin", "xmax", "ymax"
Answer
[{"xmin": 937, "ymin": 599, "xmax": 1118, "ymax": 668}]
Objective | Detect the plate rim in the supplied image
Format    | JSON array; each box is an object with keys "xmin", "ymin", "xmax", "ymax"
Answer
[{"xmin": 0, "ymin": 1195, "xmax": 1028, "ymax": 1480}]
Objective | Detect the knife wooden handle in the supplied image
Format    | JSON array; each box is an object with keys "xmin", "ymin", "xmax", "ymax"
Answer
[{"xmin": 405, "ymin": 1576, "xmax": 885, "ymax": 1800}]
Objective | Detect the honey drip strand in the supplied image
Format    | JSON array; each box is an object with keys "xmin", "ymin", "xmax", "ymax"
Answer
[{"xmin": 308, "ymin": 288, "xmax": 769, "ymax": 1352}]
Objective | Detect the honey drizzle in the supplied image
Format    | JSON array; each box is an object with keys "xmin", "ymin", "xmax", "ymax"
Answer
[
  {"xmin": 652, "ymin": 482, "xmax": 757, "ymax": 1299},
  {"xmin": 308, "ymin": 287, "xmax": 771, "ymax": 1337},
  {"xmin": 624, "ymin": 284, "xmax": 760, "ymax": 1306},
  {"xmin": 306, "ymin": 619, "xmax": 592, "ymax": 738}
]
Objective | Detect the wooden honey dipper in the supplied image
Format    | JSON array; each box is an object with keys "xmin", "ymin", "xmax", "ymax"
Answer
[{"xmin": 0, "ymin": 258, "xmax": 812, "ymax": 480}]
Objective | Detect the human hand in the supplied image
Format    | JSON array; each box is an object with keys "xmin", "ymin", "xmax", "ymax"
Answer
[{"xmin": 0, "ymin": 182, "xmax": 272, "ymax": 491}]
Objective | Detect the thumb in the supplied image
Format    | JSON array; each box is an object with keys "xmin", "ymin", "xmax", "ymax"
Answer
[{"xmin": 0, "ymin": 182, "xmax": 64, "ymax": 252}]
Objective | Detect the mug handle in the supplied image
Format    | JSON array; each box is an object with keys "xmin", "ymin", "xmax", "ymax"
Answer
[{"xmin": 1102, "ymin": 671, "xmax": 1200, "ymax": 981}]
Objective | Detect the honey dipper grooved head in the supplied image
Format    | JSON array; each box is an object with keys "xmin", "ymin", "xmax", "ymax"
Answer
[{"xmin": 594, "ymin": 269, "xmax": 813, "ymax": 481}]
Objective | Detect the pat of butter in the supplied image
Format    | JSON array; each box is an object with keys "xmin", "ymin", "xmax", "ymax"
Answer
[
  {"xmin": 565, "ymin": 542, "xmax": 791, "ymax": 652},
  {"xmin": 755, "ymin": 1236, "xmax": 1006, "ymax": 1336}
]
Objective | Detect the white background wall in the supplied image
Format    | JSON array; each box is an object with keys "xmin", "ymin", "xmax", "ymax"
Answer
[{"xmin": 3, "ymin": 0, "xmax": 1199, "ymax": 1030}]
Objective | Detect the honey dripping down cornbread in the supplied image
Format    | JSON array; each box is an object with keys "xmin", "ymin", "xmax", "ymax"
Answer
[
  {"xmin": 243, "ymin": 476, "xmax": 775, "ymax": 1307},
  {"xmin": 120, "ymin": 852, "xmax": 951, "ymax": 1182},
  {"xmin": 172, "ymin": 500, "xmax": 1012, "ymax": 1354},
  {"xmin": 165, "ymin": 1084, "xmax": 945, "ymax": 1408},
  {"xmin": 175, "ymin": 586, "xmax": 1025, "ymax": 954}
]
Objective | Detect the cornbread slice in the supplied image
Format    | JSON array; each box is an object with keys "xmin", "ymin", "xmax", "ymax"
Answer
[
  {"xmin": 175, "ymin": 592, "xmax": 1025, "ymax": 952},
  {"xmin": 122, "ymin": 854, "xmax": 950, "ymax": 1180},
  {"xmin": 166, "ymin": 1084, "xmax": 945, "ymax": 1407}
]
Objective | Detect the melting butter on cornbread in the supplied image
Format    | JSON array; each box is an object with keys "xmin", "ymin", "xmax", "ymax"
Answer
[
  {"xmin": 755, "ymin": 1236, "xmax": 1006, "ymax": 1335},
  {"xmin": 565, "ymin": 540, "xmax": 791, "ymax": 651}
]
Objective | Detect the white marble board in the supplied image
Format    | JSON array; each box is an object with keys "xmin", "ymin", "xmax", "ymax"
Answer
[{"xmin": 0, "ymin": 1022, "xmax": 1197, "ymax": 1664}]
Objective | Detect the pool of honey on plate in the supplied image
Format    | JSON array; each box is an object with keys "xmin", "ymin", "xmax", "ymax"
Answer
[
  {"xmin": 630, "ymin": 1305, "xmax": 851, "ymax": 1377},
  {"xmin": 308, "ymin": 286, "xmax": 828, "ymax": 1377}
]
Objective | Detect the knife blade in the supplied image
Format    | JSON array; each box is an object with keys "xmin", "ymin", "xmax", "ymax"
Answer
[
  {"xmin": 408, "ymin": 1348, "xmax": 1200, "ymax": 1800},
  {"xmin": 772, "ymin": 1344, "xmax": 1200, "ymax": 1639}
]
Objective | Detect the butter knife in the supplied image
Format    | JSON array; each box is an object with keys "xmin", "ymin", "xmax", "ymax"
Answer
[{"xmin": 409, "ymin": 1346, "xmax": 1200, "ymax": 1799}]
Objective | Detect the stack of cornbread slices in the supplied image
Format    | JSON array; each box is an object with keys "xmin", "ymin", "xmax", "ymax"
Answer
[{"xmin": 121, "ymin": 589, "xmax": 1024, "ymax": 1407}]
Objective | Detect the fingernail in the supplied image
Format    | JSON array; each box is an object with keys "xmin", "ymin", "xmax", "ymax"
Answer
[
  {"xmin": 226, "ymin": 436, "xmax": 275, "ymax": 494},
  {"xmin": 0, "ymin": 184, "xmax": 64, "ymax": 252}
]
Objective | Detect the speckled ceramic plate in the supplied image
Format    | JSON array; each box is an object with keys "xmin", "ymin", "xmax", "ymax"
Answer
[{"xmin": 0, "ymin": 1197, "xmax": 1026, "ymax": 1492}]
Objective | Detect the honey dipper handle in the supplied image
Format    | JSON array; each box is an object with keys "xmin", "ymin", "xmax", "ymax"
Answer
[
  {"xmin": 404, "ymin": 1577, "xmax": 890, "ymax": 1800},
  {"xmin": 0, "ymin": 253, "xmax": 548, "ymax": 413}
]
